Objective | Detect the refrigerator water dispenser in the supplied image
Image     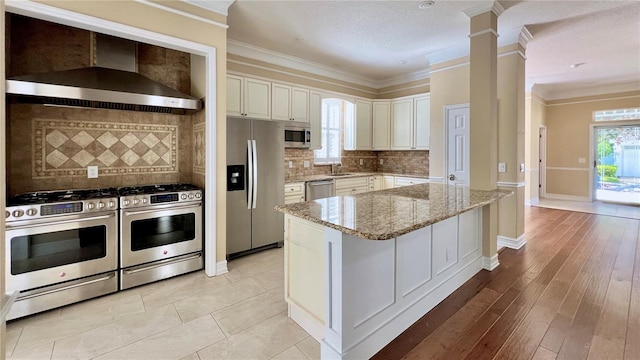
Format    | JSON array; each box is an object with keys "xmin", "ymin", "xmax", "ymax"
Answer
[{"xmin": 227, "ymin": 165, "xmax": 245, "ymax": 191}]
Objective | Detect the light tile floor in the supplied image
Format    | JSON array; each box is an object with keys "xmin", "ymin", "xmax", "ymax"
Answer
[
  {"xmin": 5, "ymin": 248, "xmax": 320, "ymax": 360},
  {"xmin": 534, "ymin": 198, "xmax": 640, "ymax": 219}
]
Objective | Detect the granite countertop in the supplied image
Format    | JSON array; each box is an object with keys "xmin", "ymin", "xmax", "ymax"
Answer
[
  {"xmin": 285, "ymin": 172, "xmax": 429, "ymax": 184},
  {"xmin": 275, "ymin": 183, "xmax": 512, "ymax": 240}
]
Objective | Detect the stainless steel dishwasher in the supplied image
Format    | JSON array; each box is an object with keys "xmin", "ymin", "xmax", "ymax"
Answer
[{"xmin": 305, "ymin": 179, "xmax": 335, "ymax": 201}]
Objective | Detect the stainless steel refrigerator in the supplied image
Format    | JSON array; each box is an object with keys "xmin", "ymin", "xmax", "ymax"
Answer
[{"xmin": 226, "ymin": 118, "xmax": 284, "ymax": 256}]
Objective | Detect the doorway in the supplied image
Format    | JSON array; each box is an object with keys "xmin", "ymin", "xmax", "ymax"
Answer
[
  {"xmin": 445, "ymin": 104, "xmax": 470, "ymax": 186},
  {"xmin": 593, "ymin": 125, "xmax": 640, "ymax": 205}
]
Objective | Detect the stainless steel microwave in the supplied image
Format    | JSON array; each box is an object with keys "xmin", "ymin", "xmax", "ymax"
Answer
[{"xmin": 284, "ymin": 125, "xmax": 311, "ymax": 148}]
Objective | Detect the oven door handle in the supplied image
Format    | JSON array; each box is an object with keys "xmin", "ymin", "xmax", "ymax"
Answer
[
  {"xmin": 5, "ymin": 213, "xmax": 116, "ymax": 230},
  {"xmin": 123, "ymin": 203, "xmax": 202, "ymax": 217},
  {"xmin": 123, "ymin": 253, "xmax": 202, "ymax": 275},
  {"xmin": 17, "ymin": 273, "xmax": 116, "ymax": 301}
]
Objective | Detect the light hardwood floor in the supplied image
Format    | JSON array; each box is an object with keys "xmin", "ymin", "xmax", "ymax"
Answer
[
  {"xmin": 6, "ymin": 206, "xmax": 638, "ymax": 359},
  {"xmin": 374, "ymin": 206, "xmax": 640, "ymax": 360}
]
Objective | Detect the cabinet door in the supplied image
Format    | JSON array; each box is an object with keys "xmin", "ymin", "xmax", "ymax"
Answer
[
  {"xmin": 384, "ymin": 176, "xmax": 394, "ymax": 189},
  {"xmin": 371, "ymin": 176, "xmax": 384, "ymax": 191},
  {"xmin": 291, "ymin": 87, "xmax": 310, "ymax": 123},
  {"xmin": 271, "ymin": 83, "xmax": 292, "ymax": 121},
  {"xmin": 309, "ymin": 91, "xmax": 322, "ymax": 149},
  {"xmin": 414, "ymin": 95, "xmax": 430, "ymax": 150},
  {"xmin": 226, "ymin": 75, "xmax": 243, "ymax": 117},
  {"xmin": 335, "ymin": 188, "xmax": 353, "ymax": 196},
  {"xmin": 391, "ymin": 98, "xmax": 414, "ymax": 150},
  {"xmin": 355, "ymin": 100, "xmax": 372, "ymax": 150},
  {"xmin": 244, "ymin": 77, "xmax": 271, "ymax": 119},
  {"xmin": 372, "ymin": 101, "xmax": 390, "ymax": 150}
]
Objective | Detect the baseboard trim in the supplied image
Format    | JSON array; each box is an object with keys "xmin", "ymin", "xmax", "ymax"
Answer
[
  {"xmin": 497, "ymin": 234, "xmax": 527, "ymax": 250},
  {"xmin": 216, "ymin": 260, "xmax": 229, "ymax": 275},
  {"xmin": 289, "ymin": 303, "xmax": 325, "ymax": 342},
  {"xmin": 483, "ymin": 254, "xmax": 500, "ymax": 271},
  {"xmin": 525, "ymin": 197, "xmax": 539, "ymax": 206},
  {"xmin": 544, "ymin": 193, "xmax": 590, "ymax": 202}
]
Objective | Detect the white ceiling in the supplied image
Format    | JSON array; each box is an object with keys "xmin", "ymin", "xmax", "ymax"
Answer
[{"xmin": 225, "ymin": 0, "xmax": 640, "ymax": 99}]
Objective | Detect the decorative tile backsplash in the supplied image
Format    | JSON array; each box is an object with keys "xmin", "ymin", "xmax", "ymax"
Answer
[
  {"xmin": 192, "ymin": 122, "xmax": 206, "ymax": 175},
  {"xmin": 284, "ymin": 148, "xmax": 429, "ymax": 180},
  {"xmin": 34, "ymin": 119, "xmax": 177, "ymax": 178}
]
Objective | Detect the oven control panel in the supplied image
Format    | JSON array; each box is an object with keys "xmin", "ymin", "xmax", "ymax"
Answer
[
  {"xmin": 5, "ymin": 198, "xmax": 118, "ymax": 222},
  {"xmin": 120, "ymin": 190, "xmax": 202, "ymax": 209}
]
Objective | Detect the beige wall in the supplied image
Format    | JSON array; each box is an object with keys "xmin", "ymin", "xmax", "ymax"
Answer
[
  {"xmin": 428, "ymin": 57, "xmax": 470, "ymax": 179},
  {"xmin": 545, "ymin": 91, "xmax": 640, "ymax": 198},
  {"xmin": 25, "ymin": 0, "xmax": 229, "ymax": 261}
]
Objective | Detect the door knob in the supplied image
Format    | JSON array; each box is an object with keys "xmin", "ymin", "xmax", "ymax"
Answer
[{"xmin": 449, "ymin": 174, "xmax": 456, "ymax": 181}]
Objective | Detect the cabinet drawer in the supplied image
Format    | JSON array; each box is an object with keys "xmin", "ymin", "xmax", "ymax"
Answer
[
  {"xmin": 285, "ymin": 182, "xmax": 305, "ymax": 195},
  {"xmin": 334, "ymin": 177, "xmax": 369, "ymax": 190},
  {"xmin": 394, "ymin": 177, "xmax": 428, "ymax": 187}
]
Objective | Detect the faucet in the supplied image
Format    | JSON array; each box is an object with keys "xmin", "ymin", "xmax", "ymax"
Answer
[{"xmin": 331, "ymin": 162, "xmax": 342, "ymax": 175}]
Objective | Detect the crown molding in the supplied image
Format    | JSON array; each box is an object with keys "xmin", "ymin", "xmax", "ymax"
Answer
[
  {"xmin": 542, "ymin": 81, "xmax": 640, "ymax": 101},
  {"xmin": 519, "ymin": 26, "xmax": 533, "ymax": 49},
  {"xmin": 136, "ymin": 0, "xmax": 228, "ymax": 29},
  {"xmin": 463, "ymin": 1, "xmax": 504, "ymax": 18},
  {"xmin": 228, "ymin": 39, "xmax": 432, "ymax": 89},
  {"xmin": 182, "ymin": 0, "xmax": 234, "ymax": 16}
]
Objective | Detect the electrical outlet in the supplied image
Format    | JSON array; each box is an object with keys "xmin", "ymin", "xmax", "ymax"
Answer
[
  {"xmin": 578, "ymin": 157, "xmax": 586, "ymax": 164},
  {"xmin": 87, "ymin": 166, "xmax": 99, "ymax": 178},
  {"xmin": 380, "ymin": 159, "xmax": 384, "ymax": 165},
  {"xmin": 303, "ymin": 160, "xmax": 310, "ymax": 168},
  {"xmin": 359, "ymin": 158, "xmax": 364, "ymax": 165},
  {"xmin": 288, "ymin": 161, "xmax": 293, "ymax": 168},
  {"xmin": 498, "ymin": 163, "xmax": 506, "ymax": 173}
]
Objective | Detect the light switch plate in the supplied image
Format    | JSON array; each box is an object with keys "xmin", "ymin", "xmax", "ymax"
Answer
[
  {"xmin": 288, "ymin": 161, "xmax": 293, "ymax": 168},
  {"xmin": 87, "ymin": 166, "xmax": 98, "ymax": 178},
  {"xmin": 520, "ymin": 163, "xmax": 525, "ymax": 172},
  {"xmin": 380, "ymin": 159, "xmax": 384, "ymax": 165},
  {"xmin": 498, "ymin": 163, "xmax": 506, "ymax": 173},
  {"xmin": 359, "ymin": 158, "xmax": 364, "ymax": 165},
  {"xmin": 578, "ymin": 157, "xmax": 586, "ymax": 164},
  {"xmin": 303, "ymin": 160, "xmax": 310, "ymax": 168}
]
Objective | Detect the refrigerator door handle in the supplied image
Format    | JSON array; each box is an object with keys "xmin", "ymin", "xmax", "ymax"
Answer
[
  {"xmin": 252, "ymin": 140, "xmax": 258, "ymax": 209},
  {"xmin": 247, "ymin": 140, "xmax": 253, "ymax": 209}
]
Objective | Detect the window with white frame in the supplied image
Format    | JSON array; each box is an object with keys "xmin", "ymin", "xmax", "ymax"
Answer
[
  {"xmin": 315, "ymin": 98, "xmax": 353, "ymax": 164},
  {"xmin": 594, "ymin": 108, "xmax": 640, "ymax": 122}
]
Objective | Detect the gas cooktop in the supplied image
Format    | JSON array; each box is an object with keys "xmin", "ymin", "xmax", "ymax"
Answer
[
  {"xmin": 117, "ymin": 183, "xmax": 200, "ymax": 196},
  {"xmin": 8, "ymin": 188, "xmax": 119, "ymax": 206}
]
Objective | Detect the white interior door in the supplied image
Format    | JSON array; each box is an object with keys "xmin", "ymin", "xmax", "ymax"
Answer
[{"xmin": 446, "ymin": 105, "xmax": 470, "ymax": 186}]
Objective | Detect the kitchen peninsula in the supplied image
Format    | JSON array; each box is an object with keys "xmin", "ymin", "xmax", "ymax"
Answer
[{"xmin": 275, "ymin": 183, "xmax": 510, "ymax": 359}]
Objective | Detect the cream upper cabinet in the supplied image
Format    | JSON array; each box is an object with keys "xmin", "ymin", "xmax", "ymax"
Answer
[
  {"xmin": 391, "ymin": 98, "xmax": 414, "ymax": 150},
  {"xmin": 414, "ymin": 95, "xmax": 430, "ymax": 150},
  {"xmin": 372, "ymin": 101, "xmax": 390, "ymax": 150},
  {"xmin": 345, "ymin": 100, "xmax": 372, "ymax": 150},
  {"xmin": 227, "ymin": 75, "xmax": 271, "ymax": 120},
  {"xmin": 391, "ymin": 95, "xmax": 430, "ymax": 150},
  {"xmin": 272, "ymin": 83, "xmax": 309, "ymax": 123},
  {"xmin": 309, "ymin": 91, "xmax": 322, "ymax": 149}
]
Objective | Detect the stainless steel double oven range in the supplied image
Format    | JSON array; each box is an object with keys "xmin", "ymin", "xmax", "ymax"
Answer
[{"xmin": 5, "ymin": 183, "xmax": 203, "ymax": 320}]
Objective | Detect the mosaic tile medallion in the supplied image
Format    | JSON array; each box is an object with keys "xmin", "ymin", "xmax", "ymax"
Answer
[
  {"xmin": 33, "ymin": 119, "xmax": 178, "ymax": 178},
  {"xmin": 193, "ymin": 122, "xmax": 205, "ymax": 175}
]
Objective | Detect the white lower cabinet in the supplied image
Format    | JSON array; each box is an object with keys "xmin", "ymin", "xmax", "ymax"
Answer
[
  {"xmin": 394, "ymin": 176, "xmax": 429, "ymax": 188},
  {"xmin": 284, "ymin": 182, "xmax": 305, "ymax": 204},
  {"xmin": 335, "ymin": 177, "xmax": 369, "ymax": 196}
]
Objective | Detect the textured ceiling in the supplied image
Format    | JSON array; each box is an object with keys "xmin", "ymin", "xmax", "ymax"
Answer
[{"xmin": 226, "ymin": 0, "xmax": 640, "ymax": 99}]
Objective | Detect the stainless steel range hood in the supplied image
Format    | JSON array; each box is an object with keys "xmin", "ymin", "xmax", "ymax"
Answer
[{"xmin": 6, "ymin": 33, "xmax": 202, "ymax": 114}]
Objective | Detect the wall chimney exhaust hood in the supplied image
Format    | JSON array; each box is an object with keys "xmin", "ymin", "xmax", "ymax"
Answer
[{"xmin": 6, "ymin": 33, "xmax": 202, "ymax": 114}]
